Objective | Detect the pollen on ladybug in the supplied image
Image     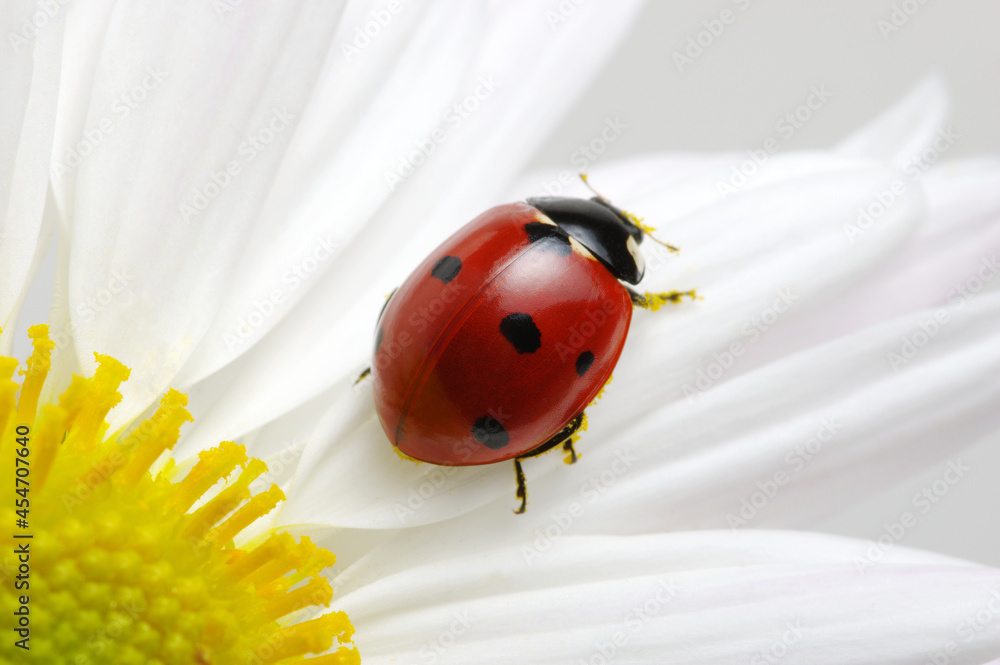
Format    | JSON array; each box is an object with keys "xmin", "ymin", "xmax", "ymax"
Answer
[{"xmin": 500, "ymin": 312, "xmax": 541, "ymax": 353}]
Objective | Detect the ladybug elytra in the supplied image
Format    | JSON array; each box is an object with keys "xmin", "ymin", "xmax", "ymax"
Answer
[{"xmin": 362, "ymin": 182, "xmax": 693, "ymax": 513}]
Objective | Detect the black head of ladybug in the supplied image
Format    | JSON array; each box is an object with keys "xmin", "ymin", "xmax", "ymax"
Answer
[{"xmin": 525, "ymin": 196, "xmax": 646, "ymax": 285}]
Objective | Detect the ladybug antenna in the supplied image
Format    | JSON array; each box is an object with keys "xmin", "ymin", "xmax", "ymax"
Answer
[
  {"xmin": 579, "ymin": 172, "xmax": 610, "ymax": 203},
  {"xmin": 634, "ymin": 225, "xmax": 681, "ymax": 254},
  {"xmin": 578, "ymin": 174, "xmax": 680, "ymax": 254}
]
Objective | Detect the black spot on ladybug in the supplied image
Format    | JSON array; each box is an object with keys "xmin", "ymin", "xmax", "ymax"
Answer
[
  {"xmin": 374, "ymin": 326, "xmax": 384, "ymax": 353},
  {"xmin": 472, "ymin": 416, "xmax": 510, "ymax": 449},
  {"xmin": 431, "ymin": 255, "xmax": 462, "ymax": 283},
  {"xmin": 575, "ymin": 350, "xmax": 595, "ymax": 377},
  {"xmin": 524, "ymin": 222, "xmax": 571, "ymax": 256},
  {"xmin": 500, "ymin": 313, "xmax": 541, "ymax": 353}
]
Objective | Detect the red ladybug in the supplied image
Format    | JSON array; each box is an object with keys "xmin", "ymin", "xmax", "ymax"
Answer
[{"xmin": 364, "ymin": 185, "xmax": 691, "ymax": 512}]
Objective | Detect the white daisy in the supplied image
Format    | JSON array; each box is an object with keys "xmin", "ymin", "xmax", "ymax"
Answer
[{"xmin": 1, "ymin": 2, "xmax": 999, "ymax": 664}]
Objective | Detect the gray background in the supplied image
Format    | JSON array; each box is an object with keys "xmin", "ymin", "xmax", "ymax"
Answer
[{"xmin": 530, "ymin": 0, "xmax": 1000, "ymax": 565}]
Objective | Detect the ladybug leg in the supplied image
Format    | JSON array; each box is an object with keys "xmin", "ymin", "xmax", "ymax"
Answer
[
  {"xmin": 514, "ymin": 458, "xmax": 528, "ymax": 514},
  {"xmin": 511, "ymin": 412, "xmax": 586, "ymax": 514},
  {"xmin": 354, "ymin": 367, "xmax": 371, "ymax": 383},
  {"xmin": 562, "ymin": 437, "xmax": 579, "ymax": 464},
  {"xmin": 626, "ymin": 286, "xmax": 698, "ymax": 311}
]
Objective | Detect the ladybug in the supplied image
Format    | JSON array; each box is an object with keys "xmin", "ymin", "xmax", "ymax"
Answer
[{"xmin": 362, "ymin": 180, "xmax": 693, "ymax": 513}]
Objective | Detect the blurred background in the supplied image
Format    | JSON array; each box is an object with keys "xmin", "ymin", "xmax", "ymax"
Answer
[{"xmin": 531, "ymin": 0, "xmax": 1000, "ymax": 565}]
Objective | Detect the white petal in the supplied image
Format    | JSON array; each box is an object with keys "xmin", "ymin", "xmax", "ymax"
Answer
[
  {"xmin": 836, "ymin": 73, "xmax": 951, "ymax": 170},
  {"xmin": 39, "ymin": 235, "xmax": 80, "ymax": 404},
  {"xmin": 173, "ymin": 0, "xmax": 496, "ymax": 385},
  {"xmin": 177, "ymin": 1, "xmax": 647, "ymax": 449},
  {"xmin": 332, "ymin": 531, "xmax": 1000, "ymax": 665},
  {"xmin": 330, "ymin": 529, "xmax": 966, "ymax": 608},
  {"xmin": 59, "ymin": 1, "xmax": 349, "ymax": 429},
  {"xmin": 47, "ymin": 0, "xmax": 115, "ymax": 224},
  {"xmin": 0, "ymin": 1, "xmax": 63, "ymax": 352},
  {"xmin": 742, "ymin": 157, "xmax": 1000, "ymax": 371}
]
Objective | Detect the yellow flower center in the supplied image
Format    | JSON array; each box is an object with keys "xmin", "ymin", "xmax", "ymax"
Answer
[{"xmin": 0, "ymin": 326, "xmax": 358, "ymax": 664}]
